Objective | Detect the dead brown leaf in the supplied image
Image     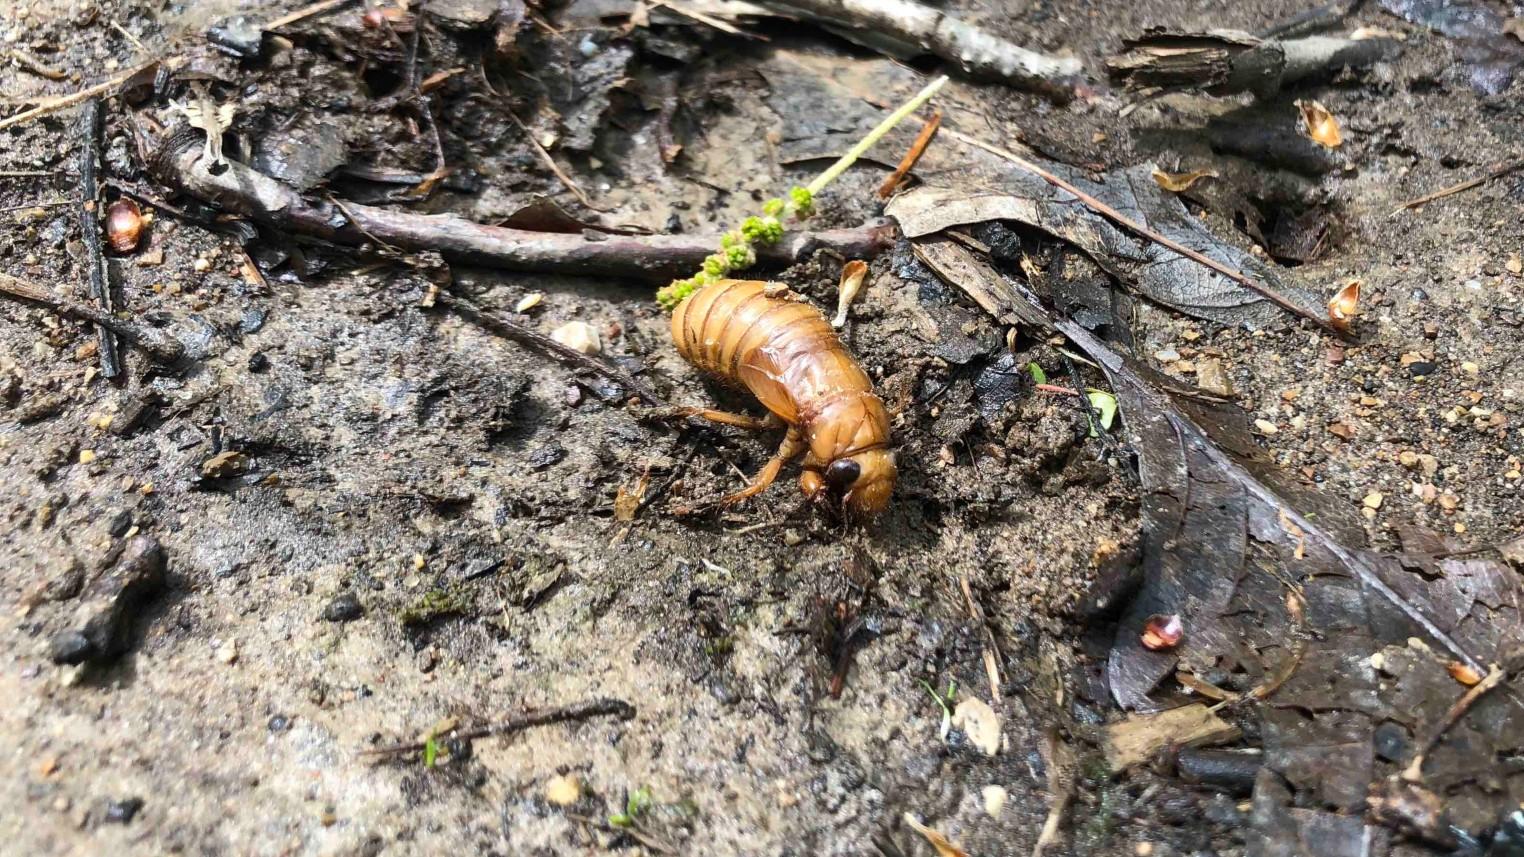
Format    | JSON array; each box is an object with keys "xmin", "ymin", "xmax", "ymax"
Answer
[
  {"xmin": 1150, "ymin": 167, "xmax": 1218, "ymax": 192},
  {"xmin": 1327, "ymin": 278, "xmax": 1360, "ymax": 330},
  {"xmin": 1296, "ymin": 99, "xmax": 1343, "ymax": 149},
  {"xmin": 903, "ymin": 813, "xmax": 969, "ymax": 857}
]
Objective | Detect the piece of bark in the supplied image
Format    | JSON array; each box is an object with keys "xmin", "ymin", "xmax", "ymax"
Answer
[
  {"xmin": 1105, "ymin": 703, "xmax": 1240, "ymax": 770},
  {"xmin": 764, "ymin": 0, "xmax": 1082, "ymax": 97},
  {"xmin": 151, "ymin": 135, "xmax": 892, "ymax": 282},
  {"xmin": 1107, "ymin": 28, "xmax": 1397, "ymax": 97}
]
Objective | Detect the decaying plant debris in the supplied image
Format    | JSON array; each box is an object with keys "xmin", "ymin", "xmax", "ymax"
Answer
[{"xmin": 2, "ymin": 0, "xmax": 1523, "ymax": 855}]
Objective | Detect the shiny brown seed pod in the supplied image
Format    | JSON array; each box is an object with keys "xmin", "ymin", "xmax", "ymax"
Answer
[
  {"xmin": 1141, "ymin": 613, "xmax": 1184, "ymax": 651},
  {"xmin": 105, "ymin": 198, "xmax": 143, "ymax": 253}
]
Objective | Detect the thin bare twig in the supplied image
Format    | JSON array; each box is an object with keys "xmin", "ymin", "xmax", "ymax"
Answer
[
  {"xmin": 78, "ymin": 100, "xmax": 121, "ymax": 379},
  {"xmin": 6, "ymin": 49, "xmax": 68, "ymax": 80},
  {"xmin": 939, "ymin": 125, "xmax": 1341, "ymax": 335},
  {"xmin": 878, "ymin": 110, "xmax": 940, "ymax": 198},
  {"xmin": 959, "ymin": 575, "xmax": 1004, "ymax": 709},
  {"xmin": 648, "ymin": 0, "xmax": 766, "ymax": 39},
  {"xmin": 1402, "ymin": 664, "xmax": 1506, "ymax": 783},
  {"xmin": 1395, "ymin": 159, "xmax": 1524, "ymax": 212},
  {"xmin": 0, "ymin": 60, "xmax": 164, "ymax": 132},
  {"xmin": 361, "ymin": 697, "xmax": 635, "ymax": 758},
  {"xmin": 264, "ymin": 0, "xmax": 356, "ymax": 30},
  {"xmin": 0, "ymin": 272, "xmax": 184, "ymax": 364},
  {"xmin": 435, "ymin": 292, "xmax": 669, "ymax": 407},
  {"xmin": 0, "ymin": 199, "xmax": 73, "ymax": 214}
]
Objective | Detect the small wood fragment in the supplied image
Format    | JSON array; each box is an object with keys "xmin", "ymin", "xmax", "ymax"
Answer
[{"xmin": 1104, "ymin": 703, "xmax": 1240, "ymax": 770}]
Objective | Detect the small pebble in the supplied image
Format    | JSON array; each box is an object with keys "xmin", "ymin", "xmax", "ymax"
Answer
[
  {"xmin": 981, "ymin": 785, "xmax": 1008, "ymax": 817},
  {"xmin": 551, "ymin": 321, "xmax": 601, "ymax": 355},
  {"xmin": 1253, "ymin": 419, "xmax": 1278, "ymax": 435},
  {"xmin": 193, "ymin": 257, "xmax": 211, "ymax": 273},
  {"xmin": 104, "ymin": 797, "xmax": 144, "ymax": 824},
  {"xmin": 1407, "ymin": 360, "xmax": 1437, "ymax": 377},
  {"xmin": 544, "ymin": 774, "xmax": 581, "ymax": 806},
  {"xmin": 1363, "ymin": 491, "xmax": 1384, "ymax": 510},
  {"xmin": 322, "ymin": 591, "xmax": 363, "ymax": 622}
]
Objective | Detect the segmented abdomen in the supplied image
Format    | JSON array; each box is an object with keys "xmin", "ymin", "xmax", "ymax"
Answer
[{"xmin": 670, "ymin": 280, "xmax": 874, "ymax": 425}]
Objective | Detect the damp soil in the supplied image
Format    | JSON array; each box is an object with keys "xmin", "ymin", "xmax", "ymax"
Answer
[{"xmin": 1, "ymin": 1, "xmax": 1521, "ymax": 855}]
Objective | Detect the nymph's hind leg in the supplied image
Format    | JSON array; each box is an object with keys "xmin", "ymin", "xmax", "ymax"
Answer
[
  {"xmin": 674, "ymin": 407, "xmax": 783, "ymax": 432},
  {"xmin": 721, "ymin": 426, "xmax": 807, "ymax": 506}
]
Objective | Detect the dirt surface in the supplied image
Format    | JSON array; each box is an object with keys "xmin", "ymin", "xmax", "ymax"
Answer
[{"xmin": 2, "ymin": 0, "xmax": 1522, "ymax": 855}]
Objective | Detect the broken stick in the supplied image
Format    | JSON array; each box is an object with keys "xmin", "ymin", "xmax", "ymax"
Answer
[
  {"xmin": 152, "ymin": 136, "xmax": 893, "ymax": 281},
  {"xmin": 361, "ymin": 697, "xmax": 635, "ymax": 758},
  {"xmin": 1107, "ymin": 29, "xmax": 1397, "ymax": 97},
  {"xmin": 766, "ymin": 0, "xmax": 1082, "ymax": 96},
  {"xmin": 77, "ymin": 100, "xmax": 122, "ymax": 379},
  {"xmin": 0, "ymin": 272, "xmax": 184, "ymax": 365}
]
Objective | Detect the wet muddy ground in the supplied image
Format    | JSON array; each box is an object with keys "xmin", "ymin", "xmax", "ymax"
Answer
[{"xmin": 1, "ymin": 0, "xmax": 1522, "ymax": 855}]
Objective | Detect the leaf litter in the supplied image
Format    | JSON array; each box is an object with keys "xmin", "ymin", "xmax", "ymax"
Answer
[{"xmin": 900, "ymin": 198, "xmax": 1524, "ymax": 850}]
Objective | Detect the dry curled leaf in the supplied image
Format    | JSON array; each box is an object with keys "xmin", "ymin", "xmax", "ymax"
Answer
[
  {"xmin": 1296, "ymin": 99, "xmax": 1343, "ymax": 149},
  {"xmin": 831, "ymin": 260, "xmax": 868, "ymax": 328},
  {"xmin": 1327, "ymin": 279, "xmax": 1361, "ymax": 331},
  {"xmin": 1151, "ymin": 167, "xmax": 1218, "ymax": 193},
  {"xmin": 903, "ymin": 813, "xmax": 969, "ymax": 857}
]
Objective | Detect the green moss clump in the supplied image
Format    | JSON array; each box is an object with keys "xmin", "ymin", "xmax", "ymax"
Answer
[{"xmin": 398, "ymin": 585, "xmax": 474, "ymax": 626}]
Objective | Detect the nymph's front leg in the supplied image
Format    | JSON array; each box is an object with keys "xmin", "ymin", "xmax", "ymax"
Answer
[{"xmin": 721, "ymin": 425, "xmax": 807, "ymax": 505}]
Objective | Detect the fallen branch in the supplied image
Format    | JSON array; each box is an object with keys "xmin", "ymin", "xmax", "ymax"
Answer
[
  {"xmin": 151, "ymin": 135, "xmax": 893, "ymax": 281},
  {"xmin": 78, "ymin": 100, "xmax": 121, "ymax": 379},
  {"xmin": 1107, "ymin": 28, "xmax": 1396, "ymax": 97},
  {"xmin": 360, "ymin": 697, "xmax": 635, "ymax": 758},
  {"xmin": 0, "ymin": 272, "xmax": 185, "ymax": 365},
  {"xmin": 765, "ymin": 0, "xmax": 1082, "ymax": 96},
  {"xmin": 434, "ymin": 292, "xmax": 670, "ymax": 407}
]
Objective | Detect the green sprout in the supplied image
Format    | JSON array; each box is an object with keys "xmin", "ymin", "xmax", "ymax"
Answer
[
  {"xmin": 656, "ymin": 75, "xmax": 949, "ymax": 312},
  {"xmin": 609, "ymin": 787, "xmax": 653, "ymax": 828},
  {"xmin": 1026, "ymin": 361, "xmax": 1047, "ymax": 384},
  {"xmin": 919, "ymin": 677, "xmax": 957, "ymax": 738},
  {"xmin": 422, "ymin": 736, "xmax": 439, "ymax": 768},
  {"xmin": 1086, "ymin": 389, "xmax": 1118, "ymax": 436}
]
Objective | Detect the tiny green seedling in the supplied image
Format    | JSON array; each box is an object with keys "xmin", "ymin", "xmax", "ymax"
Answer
[
  {"xmin": 919, "ymin": 678, "xmax": 958, "ymax": 738},
  {"xmin": 1086, "ymin": 389, "xmax": 1118, "ymax": 437},
  {"xmin": 422, "ymin": 736, "xmax": 439, "ymax": 768},
  {"xmin": 656, "ymin": 76, "xmax": 949, "ymax": 311},
  {"xmin": 1026, "ymin": 362, "xmax": 1047, "ymax": 384},
  {"xmin": 609, "ymin": 786, "xmax": 653, "ymax": 828}
]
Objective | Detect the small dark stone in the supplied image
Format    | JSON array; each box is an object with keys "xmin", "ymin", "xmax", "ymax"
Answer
[
  {"xmin": 207, "ymin": 15, "xmax": 263, "ymax": 59},
  {"xmin": 106, "ymin": 509, "xmax": 132, "ymax": 537},
  {"xmin": 49, "ymin": 631, "xmax": 94, "ymax": 665},
  {"xmin": 1410, "ymin": 287, "xmax": 1429, "ymax": 302},
  {"xmin": 267, "ymin": 714, "xmax": 291, "ymax": 733},
  {"xmin": 1407, "ymin": 360, "xmax": 1439, "ymax": 377},
  {"xmin": 104, "ymin": 797, "xmax": 144, "ymax": 824},
  {"xmin": 527, "ymin": 444, "xmax": 566, "ymax": 470},
  {"xmin": 1363, "ymin": 379, "xmax": 1379, "ymax": 393},
  {"xmin": 1373, "ymin": 720, "xmax": 1411, "ymax": 762},
  {"xmin": 322, "ymin": 592, "xmax": 363, "ymax": 622},
  {"xmin": 239, "ymin": 308, "xmax": 268, "ymax": 335},
  {"xmin": 247, "ymin": 352, "xmax": 270, "ymax": 372},
  {"xmin": 664, "ymin": 213, "xmax": 683, "ymax": 233}
]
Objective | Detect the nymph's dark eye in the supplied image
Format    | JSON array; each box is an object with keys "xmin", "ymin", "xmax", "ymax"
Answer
[{"xmin": 825, "ymin": 459, "xmax": 861, "ymax": 492}]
